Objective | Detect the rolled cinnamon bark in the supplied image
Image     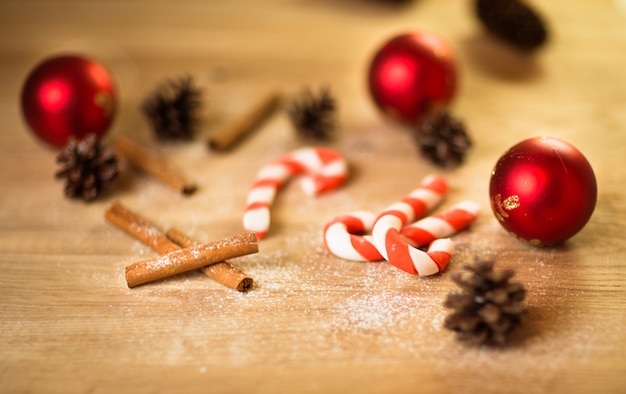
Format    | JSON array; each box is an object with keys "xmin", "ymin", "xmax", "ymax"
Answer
[
  {"xmin": 124, "ymin": 231, "xmax": 258, "ymax": 288},
  {"xmin": 114, "ymin": 135, "xmax": 197, "ymax": 195},
  {"xmin": 166, "ymin": 228, "xmax": 254, "ymax": 292},
  {"xmin": 207, "ymin": 92, "xmax": 281, "ymax": 151}
]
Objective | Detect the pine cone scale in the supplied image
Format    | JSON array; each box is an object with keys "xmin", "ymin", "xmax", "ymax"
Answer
[
  {"xmin": 478, "ymin": 303, "xmax": 501, "ymax": 323},
  {"xmin": 485, "ymin": 288, "xmax": 509, "ymax": 304}
]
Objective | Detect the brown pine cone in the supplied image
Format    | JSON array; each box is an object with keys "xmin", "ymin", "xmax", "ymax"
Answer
[
  {"xmin": 55, "ymin": 133, "xmax": 119, "ymax": 201},
  {"xmin": 141, "ymin": 75, "xmax": 202, "ymax": 141},
  {"xmin": 413, "ymin": 110, "xmax": 472, "ymax": 168},
  {"xmin": 474, "ymin": 0, "xmax": 549, "ymax": 51},
  {"xmin": 444, "ymin": 258, "xmax": 526, "ymax": 345},
  {"xmin": 287, "ymin": 87, "xmax": 336, "ymax": 141}
]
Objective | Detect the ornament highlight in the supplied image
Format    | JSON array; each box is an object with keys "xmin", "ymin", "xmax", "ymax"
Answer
[
  {"xmin": 368, "ymin": 31, "xmax": 457, "ymax": 125},
  {"xmin": 21, "ymin": 54, "xmax": 116, "ymax": 148},
  {"xmin": 489, "ymin": 137, "xmax": 597, "ymax": 246}
]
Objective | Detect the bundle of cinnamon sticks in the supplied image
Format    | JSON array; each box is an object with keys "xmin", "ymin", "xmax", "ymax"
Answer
[{"xmin": 105, "ymin": 202, "xmax": 256, "ymax": 291}]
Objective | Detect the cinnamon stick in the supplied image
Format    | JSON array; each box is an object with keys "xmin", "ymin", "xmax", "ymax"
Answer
[
  {"xmin": 114, "ymin": 135, "xmax": 197, "ymax": 195},
  {"xmin": 207, "ymin": 92, "xmax": 281, "ymax": 151},
  {"xmin": 105, "ymin": 202, "xmax": 257, "ymax": 289},
  {"xmin": 124, "ymin": 231, "xmax": 258, "ymax": 288},
  {"xmin": 166, "ymin": 228, "xmax": 254, "ymax": 292}
]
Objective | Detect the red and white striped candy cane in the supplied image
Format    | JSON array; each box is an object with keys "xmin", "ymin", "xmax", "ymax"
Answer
[
  {"xmin": 372, "ymin": 175, "xmax": 452, "ymax": 276},
  {"xmin": 244, "ymin": 147, "xmax": 348, "ymax": 239},
  {"xmin": 323, "ymin": 175, "xmax": 447, "ymax": 262},
  {"xmin": 323, "ymin": 200, "xmax": 479, "ymax": 262},
  {"xmin": 400, "ymin": 200, "xmax": 480, "ymax": 247}
]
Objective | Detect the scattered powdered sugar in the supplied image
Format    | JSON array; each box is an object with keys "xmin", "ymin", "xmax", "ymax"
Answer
[
  {"xmin": 101, "ymin": 162, "xmax": 622, "ymax": 386},
  {"xmin": 329, "ymin": 291, "xmax": 437, "ymax": 332}
]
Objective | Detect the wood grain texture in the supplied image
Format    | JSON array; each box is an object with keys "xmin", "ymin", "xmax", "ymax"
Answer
[{"xmin": 1, "ymin": 1, "xmax": 625, "ymax": 393}]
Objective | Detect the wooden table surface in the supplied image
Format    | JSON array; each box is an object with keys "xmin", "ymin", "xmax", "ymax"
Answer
[{"xmin": 1, "ymin": 1, "xmax": 625, "ymax": 393}]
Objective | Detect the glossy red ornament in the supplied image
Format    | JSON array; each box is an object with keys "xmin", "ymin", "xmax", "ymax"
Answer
[
  {"xmin": 21, "ymin": 54, "xmax": 116, "ymax": 148},
  {"xmin": 489, "ymin": 137, "xmax": 597, "ymax": 246},
  {"xmin": 368, "ymin": 31, "xmax": 457, "ymax": 125}
]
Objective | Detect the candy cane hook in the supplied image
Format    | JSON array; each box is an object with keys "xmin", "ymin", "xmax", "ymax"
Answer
[
  {"xmin": 244, "ymin": 147, "xmax": 348, "ymax": 239},
  {"xmin": 323, "ymin": 211, "xmax": 383, "ymax": 261}
]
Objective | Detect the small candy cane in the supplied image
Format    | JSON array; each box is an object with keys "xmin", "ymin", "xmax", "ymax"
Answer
[
  {"xmin": 244, "ymin": 147, "xmax": 348, "ymax": 239},
  {"xmin": 372, "ymin": 175, "xmax": 453, "ymax": 276},
  {"xmin": 323, "ymin": 199, "xmax": 479, "ymax": 262}
]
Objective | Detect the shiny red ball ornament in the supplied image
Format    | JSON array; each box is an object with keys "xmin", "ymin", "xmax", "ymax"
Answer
[
  {"xmin": 489, "ymin": 137, "xmax": 597, "ymax": 246},
  {"xmin": 368, "ymin": 31, "xmax": 457, "ymax": 125},
  {"xmin": 21, "ymin": 54, "xmax": 116, "ymax": 148}
]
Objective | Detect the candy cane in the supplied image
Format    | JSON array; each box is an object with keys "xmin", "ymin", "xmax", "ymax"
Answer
[
  {"xmin": 372, "ymin": 175, "xmax": 452, "ymax": 276},
  {"xmin": 323, "ymin": 200, "xmax": 479, "ymax": 262},
  {"xmin": 244, "ymin": 147, "xmax": 348, "ymax": 239}
]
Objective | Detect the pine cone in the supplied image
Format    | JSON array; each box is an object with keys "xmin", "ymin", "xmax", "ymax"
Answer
[
  {"xmin": 287, "ymin": 87, "xmax": 336, "ymax": 141},
  {"xmin": 413, "ymin": 111, "xmax": 472, "ymax": 168},
  {"xmin": 474, "ymin": 0, "xmax": 548, "ymax": 51},
  {"xmin": 444, "ymin": 258, "xmax": 526, "ymax": 345},
  {"xmin": 55, "ymin": 133, "xmax": 119, "ymax": 202},
  {"xmin": 141, "ymin": 75, "xmax": 202, "ymax": 141}
]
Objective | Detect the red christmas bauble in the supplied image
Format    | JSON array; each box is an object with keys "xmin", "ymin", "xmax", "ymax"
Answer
[
  {"xmin": 21, "ymin": 54, "xmax": 116, "ymax": 148},
  {"xmin": 367, "ymin": 31, "xmax": 457, "ymax": 125},
  {"xmin": 489, "ymin": 137, "xmax": 597, "ymax": 246}
]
